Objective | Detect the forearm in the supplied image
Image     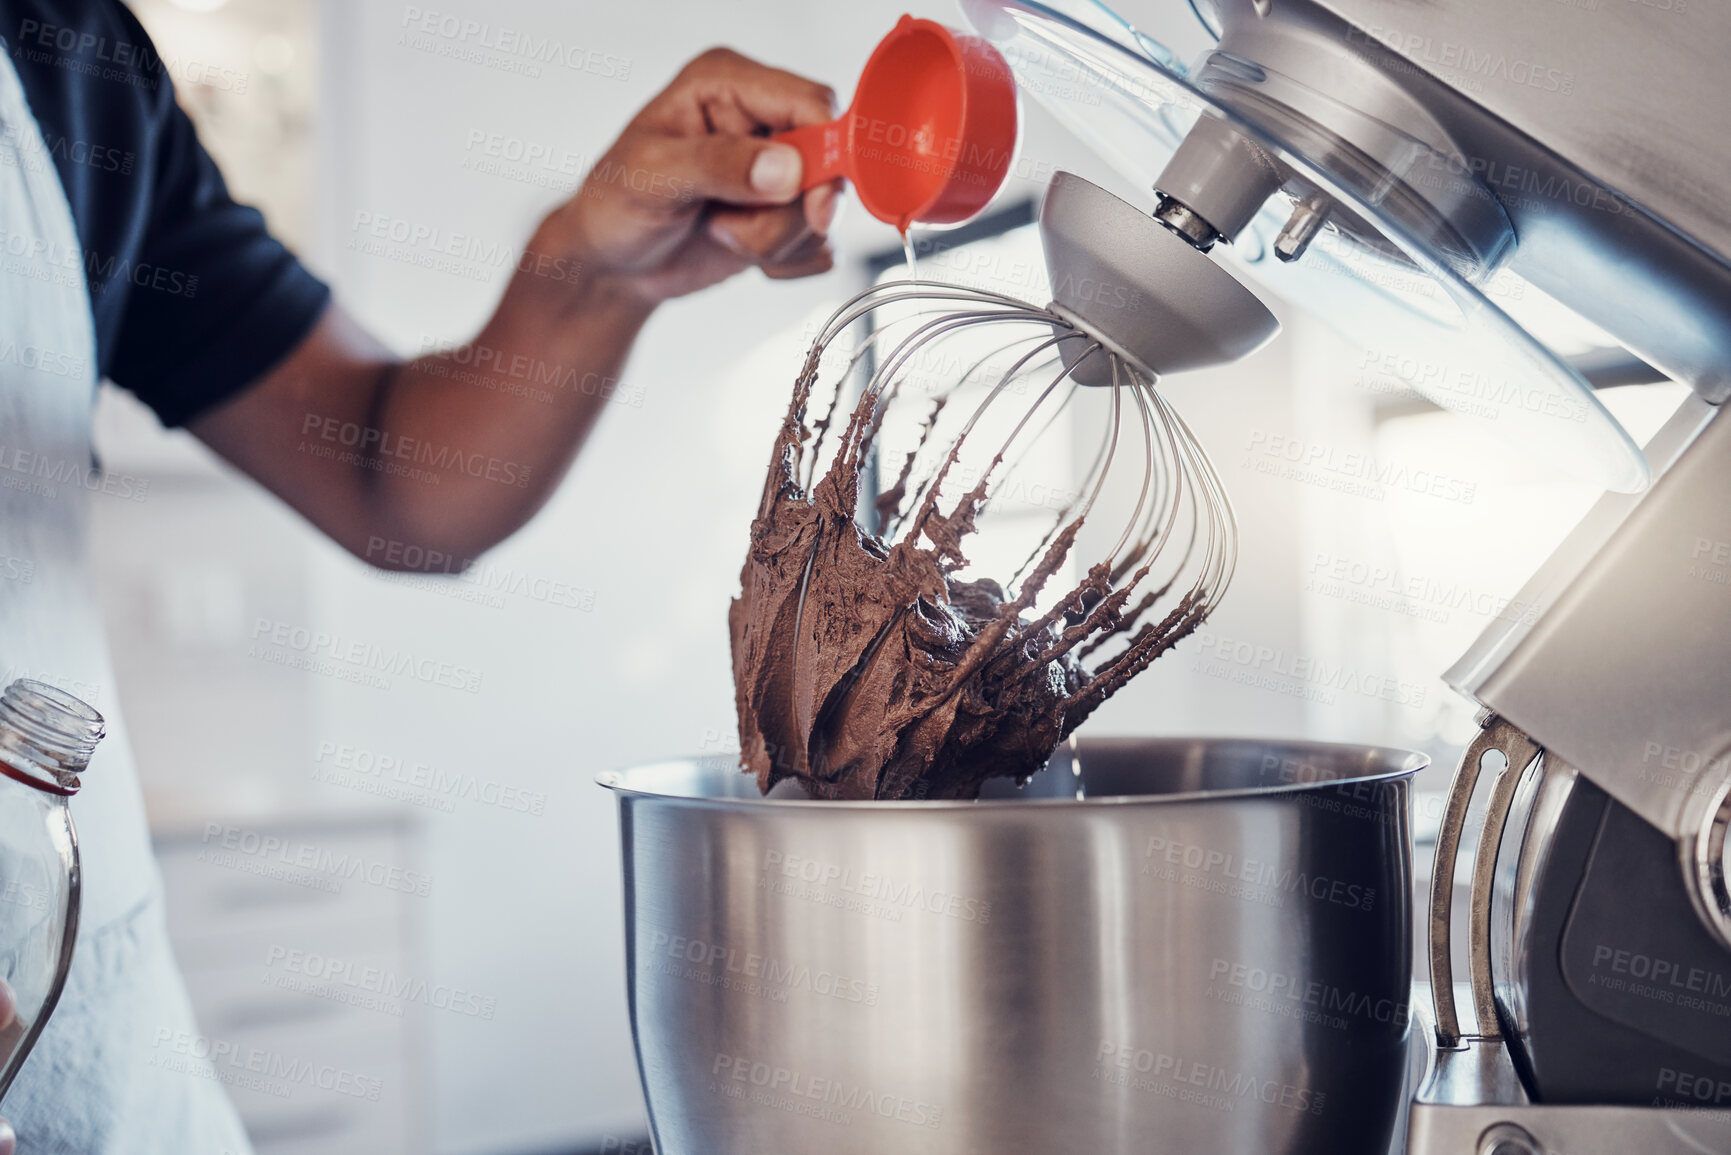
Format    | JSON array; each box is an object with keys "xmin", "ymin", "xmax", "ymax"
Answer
[
  {"xmin": 358, "ymin": 252, "xmax": 656, "ymax": 563},
  {"xmin": 193, "ymin": 236, "xmax": 656, "ymax": 573}
]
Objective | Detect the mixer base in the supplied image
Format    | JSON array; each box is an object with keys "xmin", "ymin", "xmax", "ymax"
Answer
[{"xmin": 1405, "ymin": 1036, "xmax": 1731, "ymax": 1154}]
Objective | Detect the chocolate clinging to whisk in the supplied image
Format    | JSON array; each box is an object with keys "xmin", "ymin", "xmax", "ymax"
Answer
[{"xmin": 729, "ymin": 282, "xmax": 1236, "ymax": 801}]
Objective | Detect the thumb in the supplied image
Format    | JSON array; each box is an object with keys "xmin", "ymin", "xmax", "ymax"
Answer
[
  {"xmin": 629, "ymin": 134, "xmax": 806, "ymax": 208},
  {"xmin": 744, "ymin": 142, "xmax": 805, "ymax": 202}
]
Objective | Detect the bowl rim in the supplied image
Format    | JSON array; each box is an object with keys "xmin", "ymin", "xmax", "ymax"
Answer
[{"xmin": 595, "ymin": 734, "xmax": 1429, "ymax": 811}]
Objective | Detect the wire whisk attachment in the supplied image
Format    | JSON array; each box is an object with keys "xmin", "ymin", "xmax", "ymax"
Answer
[{"xmin": 730, "ymin": 275, "xmax": 1237, "ymax": 801}]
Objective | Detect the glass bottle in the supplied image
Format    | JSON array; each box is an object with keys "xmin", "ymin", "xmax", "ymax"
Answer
[{"xmin": 0, "ymin": 678, "xmax": 103, "ymax": 1102}]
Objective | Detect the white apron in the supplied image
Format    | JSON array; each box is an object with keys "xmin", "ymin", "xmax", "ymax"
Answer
[{"xmin": 0, "ymin": 51, "xmax": 252, "ymax": 1153}]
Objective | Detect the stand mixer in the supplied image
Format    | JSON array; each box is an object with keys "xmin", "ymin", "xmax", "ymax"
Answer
[{"xmin": 951, "ymin": 1, "xmax": 1731, "ymax": 1151}]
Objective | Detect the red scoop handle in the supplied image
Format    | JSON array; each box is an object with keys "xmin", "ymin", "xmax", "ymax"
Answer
[{"xmin": 778, "ymin": 120, "xmax": 850, "ymax": 191}]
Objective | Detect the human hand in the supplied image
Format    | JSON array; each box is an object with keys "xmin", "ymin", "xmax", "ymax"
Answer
[{"xmin": 537, "ymin": 47, "xmax": 843, "ymax": 305}]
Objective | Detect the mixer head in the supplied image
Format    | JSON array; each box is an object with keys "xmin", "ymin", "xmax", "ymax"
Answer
[{"xmin": 960, "ymin": 0, "xmax": 1653, "ymax": 493}]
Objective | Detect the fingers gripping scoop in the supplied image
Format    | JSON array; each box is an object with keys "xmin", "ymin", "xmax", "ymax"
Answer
[{"xmin": 1040, "ymin": 172, "xmax": 1279, "ymax": 385}]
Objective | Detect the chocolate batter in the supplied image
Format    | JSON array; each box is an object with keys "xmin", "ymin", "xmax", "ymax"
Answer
[{"xmin": 729, "ymin": 351, "xmax": 1211, "ymax": 801}]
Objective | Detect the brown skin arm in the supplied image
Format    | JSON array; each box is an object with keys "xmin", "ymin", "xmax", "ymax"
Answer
[{"xmin": 188, "ymin": 49, "xmax": 841, "ymax": 572}]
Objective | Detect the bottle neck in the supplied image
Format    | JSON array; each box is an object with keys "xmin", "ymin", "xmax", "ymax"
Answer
[{"xmin": 0, "ymin": 680, "xmax": 105, "ymax": 796}]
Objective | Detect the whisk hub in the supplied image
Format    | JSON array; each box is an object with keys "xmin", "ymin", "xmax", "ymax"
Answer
[{"xmin": 1040, "ymin": 171, "xmax": 1280, "ymax": 384}]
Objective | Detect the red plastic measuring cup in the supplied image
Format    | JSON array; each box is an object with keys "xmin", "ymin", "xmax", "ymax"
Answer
[{"xmin": 775, "ymin": 15, "xmax": 1019, "ymax": 230}]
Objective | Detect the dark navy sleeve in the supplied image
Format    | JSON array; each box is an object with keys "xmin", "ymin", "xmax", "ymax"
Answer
[
  {"xmin": 109, "ymin": 85, "xmax": 331, "ymax": 427},
  {"xmin": 7, "ymin": 0, "xmax": 330, "ymax": 427}
]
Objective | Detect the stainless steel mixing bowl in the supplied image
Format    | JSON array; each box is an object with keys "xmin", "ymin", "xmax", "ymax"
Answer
[{"xmin": 600, "ymin": 736, "xmax": 1424, "ymax": 1154}]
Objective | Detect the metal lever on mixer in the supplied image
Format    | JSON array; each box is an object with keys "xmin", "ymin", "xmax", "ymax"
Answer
[{"xmin": 1428, "ymin": 714, "xmax": 1541, "ymax": 1048}]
